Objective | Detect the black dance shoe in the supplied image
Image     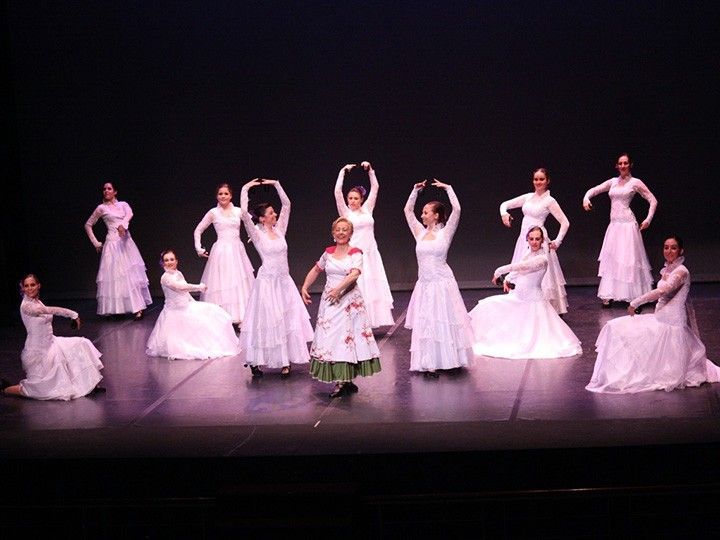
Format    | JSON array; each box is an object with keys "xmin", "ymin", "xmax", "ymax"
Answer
[
  {"xmin": 329, "ymin": 383, "xmax": 347, "ymax": 398},
  {"xmin": 133, "ymin": 310, "xmax": 144, "ymax": 321},
  {"xmin": 634, "ymin": 306, "xmax": 643, "ymax": 315},
  {"xmin": 601, "ymin": 299, "xmax": 613, "ymax": 308},
  {"xmin": 89, "ymin": 385, "xmax": 107, "ymax": 395},
  {"xmin": 280, "ymin": 366, "xmax": 291, "ymax": 379},
  {"xmin": 247, "ymin": 365, "xmax": 263, "ymax": 378},
  {"xmin": 423, "ymin": 371, "xmax": 440, "ymax": 379},
  {"xmin": 345, "ymin": 381, "xmax": 359, "ymax": 393}
]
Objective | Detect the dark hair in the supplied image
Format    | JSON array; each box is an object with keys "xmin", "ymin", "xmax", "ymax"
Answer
[
  {"xmin": 534, "ymin": 167, "xmax": 550, "ymax": 180},
  {"xmin": 216, "ymin": 183, "xmax": 233, "ymax": 196},
  {"xmin": 160, "ymin": 249, "xmax": 177, "ymax": 267},
  {"xmin": 251, "ymin": 203, "xmax": 274, "ymax": 224},
  {"xmin": 348, "ymin": 186, "xmax": 367, "ymax": 200},
  {"xmin": 665, "ymin": 235, "xmax": 684, "ymax": 251},
  {"xmin": 526, "ymin": 226, "xmax": 545, "ymax": 241},
  {"xmin": 19, "ymin": 273, "xmax": 41, "ymax": 297},
  {"xmin": 103, "ymin": 181, "xmax": 117, "ymax": 191},
  {"xmin": 617, "ymin": 153, "xmax": 632, "ymax": 164},
  {"xmin": 426, "ymin": 201, "xmax": 447, "ymax": 225}
]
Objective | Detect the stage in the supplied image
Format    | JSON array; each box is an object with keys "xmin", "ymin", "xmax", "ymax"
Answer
[{"xmin": 2, "ymin": 286, "xmax": 720, "ymax": 536}]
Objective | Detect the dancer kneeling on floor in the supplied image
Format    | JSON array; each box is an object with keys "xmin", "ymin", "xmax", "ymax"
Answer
[
  {"xmin": 2, "ymin": 274, "xmax": 104, "ymax": 400},
  {"xmin": 302, "ymin": 217, "xmax": 381, "ymax": 398},
  {"xmin": 586, "ymin": 236, "xmax": 720, "ymax": 393},
  {"xmin": 145, "ymin": 250, "xmax": 240, "ymax": 360},
  {"xmin": 470, "ymin": 227, "xmax": 582, "ymax": 359}
]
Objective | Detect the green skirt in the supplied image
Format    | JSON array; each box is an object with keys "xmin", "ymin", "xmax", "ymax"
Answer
[{"xmin": 309, "ymin": 357, "xmax": 382, "ymax": 383}]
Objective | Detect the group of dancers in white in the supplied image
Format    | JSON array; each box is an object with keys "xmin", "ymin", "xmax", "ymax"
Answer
[{"xmin": 3, "ymin": 155, "xmax": 719, "ymax": 401}]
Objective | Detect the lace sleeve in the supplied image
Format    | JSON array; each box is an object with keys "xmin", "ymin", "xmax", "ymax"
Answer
[
  {"xmin": 120, "ymin": 201, "xmax": 133, "ymax": 229},
  {"xmin": 494, "ymin": 254, "xmax": 547, "ymax": 278},
  {"xmin": 583, "ymin": 179, "xmax": 613, "ymax": 205},
  {"xmin": 363, "ymin": 170, "xmax": 379, "ymax": 213},
  {"xmin": 22, "ymin": 300, "xmax": 78, "ymax": 320},
  {"xmin": 499, "ymin": 194, "xmax": 528, "ymax": 216},
  {"xmin": 404, "ymin": 188, "xmax": 424, "ymax": 239},
  {"xmin": 334, "ymin": 168, "xmax": 349, "ymax": 217},
  {"xmin": 240, "ymin": 186, "xmax": 260, "ymax": 245},
  {"xmin": 633, "ymin": 179, "xmax": 658, "ymax": 224},
  {"xmin": 84, "ymin": 205, "xmax": 104, "ymax": 248},
  {"xmin": 630, "ymin": 267, "xmax": 687, "ymax": 308},
  {"xmin": 193, "ymin": 210, "xmax": 214, "ymax": 254},
  {"xmin": 275, "ymin": 183, "xmax": 291, "ymax": 236},
  {"xmin": 161, "ymin": 272, "xmax": 203, "ymax": 293},
  {"xmin": 443, "ymin": 186, "xmax": 461, "ymax": 240},
  {"xmin": 548, "ymin": 199, "xmax": 570, "ymax": 246}
]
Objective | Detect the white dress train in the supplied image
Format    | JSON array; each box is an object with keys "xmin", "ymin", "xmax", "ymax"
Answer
[
  {"xmin": 500, "ymin": 191, "xmax": 569, "ymax": 314},
  {"xmin": 469, "ymin": 251, "xmax": 582, "ymax": 359},
  {"xmin": 193, "ymin": 204, "xmax": 255, "ymax": 323},
  {"xmin": 335, "ymin": 168, "xmax": 394, "ymax": 327},
  {"xmin": 404, "ymin": 186, "xmax": 474, "ymax": 372},
  {"xmin": 586, "ymin": 257, "xmax": 720, "ymax": 393},
  {"xmin": 19, "ymin": 298, "xmax": 103, "ymax": 400}
]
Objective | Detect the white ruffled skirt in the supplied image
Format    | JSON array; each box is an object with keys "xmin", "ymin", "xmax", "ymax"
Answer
[
  {"xmin": 96, "ymin": 234, "xmax": 152, "ymax": 314},
  {"xmin": 596, "ymin": 220, "xmax": 653, "ymax": 301},
  {"xmin": 356, "ymin": 247, "xmax": 394, "ymax": 327}
]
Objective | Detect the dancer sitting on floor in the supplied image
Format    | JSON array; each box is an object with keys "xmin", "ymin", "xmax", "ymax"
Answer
[
  {"xmin": 586, "ymin": 236, "xmax": 720, "ymax": 393},
  {"xmin": 469, "ymin": 227, "xmax": 582, "ymax": 359},
  {"xmin": 2, "ymin": 274, "xmax": 104, "ymax": 400},
  {"xmin": 146, "ymin": 250, "xmax": 240, "ymax": 360},
  {"xmin": 301, "ymin": 217, "xmax": 381, "ymax": 398}
]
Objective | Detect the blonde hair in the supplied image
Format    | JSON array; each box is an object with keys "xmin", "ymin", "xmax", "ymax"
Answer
[{"xmin": 331, "ymin": 217, "xmax": 354, "ymax": 235}]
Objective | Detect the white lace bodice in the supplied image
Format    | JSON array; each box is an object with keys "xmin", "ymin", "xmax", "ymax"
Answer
[
  {"xmin": 405, "ymin": 186, "xmax": 461, "ymax": 282},
  {"xmin": 316, "ymin": 248, "xmax": 363, "ymax": 290},
  {"xmin": 160, "ymin": 270, "xmax": 204, "ymax": 309},
  {"xmin": 21, "ymin": 297, "xmax": 78, "ymax": 351},
  {"xmin": 584, "ymin": 176, "xmax": 657, "ymax": 224},
  {"xmin": 630, "ymin": 257, "xmax": 690, "ymax": 326},
  {"xmin": 335, "ymin": 168, "xmax": 380, "ymax": 252},
  {"xmin": 500, "ymin": 191, "xmax": 569, "ymax": 245},
  {"xmin": 194, "ymin": 204, "xmax": 244, "ymax": 253},
  {"xmin": 494, "ymin": 252, "xmax": 549, "ymax": 301},
  {"xmin": 85, "ymin": 200, "xmax": 134, "ymax": 247}
]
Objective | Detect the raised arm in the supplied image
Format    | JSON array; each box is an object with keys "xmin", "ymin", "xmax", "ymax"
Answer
[
  {"xmin": 583, "ymin": 179, "xmax": 613, "ymax": 211},
  {"xmin": 272, "ymin": 180, "xmax": 291, "ymax": 236},
  {"xmin": 240, "ymin": 180, "xmax": 262, "ymax": 245},
  {"xmin": 21, "ymin": 301, "xmax": 78, "ymax": 320},
  {"xmin": 493, "ymin": 254, "xmax": 548, "ymax": 281},
  {"xmin": 629, "ymin": 266, "xmax": 687, "ymax": 311},
  {"xmin": 362, "ymin": 161, "xmax": 379, "ymax": 213},
  {"xmin": 499, "ymin": 194, "xmax": 528, "ymax": 227},
  {"xmin": 193, "ymin": 210, "xmax": 214, "ymax": 256},
  {"xmin": 548, "ymin": 200, "xmax": 570, "ymax": 248},
  {"xmin": 633, "ymin": 179, "xmax": 658, "ymax": 230},
  {"xmin": 334, "ymin": 165, "xmax": 354, "ymax": 216},
  {"xmin": 404, "ymin": 183, "xmax": 425, "ymax": 239},
  {"xmin": 84, "ymin": 205, "xmax": 104, "ymax": 251},
  {"xmin": 434, "ymin": 180, "xmax": 461, "ymax": 240}
]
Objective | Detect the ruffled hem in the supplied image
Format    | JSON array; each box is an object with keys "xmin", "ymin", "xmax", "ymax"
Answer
[
  {"xmin": 199, "ymin": 238, "xmax": 255, "ymax": 322},
  {"xmin": 310, "ymin": 357, "xmax": 381, "ymax": 382}
]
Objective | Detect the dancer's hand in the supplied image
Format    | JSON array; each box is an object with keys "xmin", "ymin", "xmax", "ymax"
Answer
[
  {"xmin": 414, "ymin": 180, "xmax": 427, "ymax": 191},
  {"xmin": 70, "ymin": 317, "xmax": 81, "ymax": 330},
  {"xmin": 198, "ymin": 250, "xmax": 209, "ymax": 258},
  {"xmin": 503, "ymin": 281, "xmax": 512, "ymax": 293},
  {"xmin": 117, "ymin": 225, "xmax": 127, "ymax": 238},
  {"xmin": 502, "ymin": 214, "xmax": 513, "ymax": 228},
  {"xmin": 342, "ymin": 164, "xmax": 356, "ymax": 173},
  {"xmin": 431, "ymin": 179, "xmax": 449, "ymax": 189},
  {"xmin": 301, "ymin": 287, "xmax": 312, "ymax": 305},
  {"xmin": 627, "ymin": 306, "xmax": 636, "ymax": 316},
  {"xmin": 326, "ymin": 287, "xmax": 342, "ymax": 304},
  {"xmin": 548, "ymin": 241, "xmax": 558, "ymax": 250},
  {"xmin": 583, "ymin": 200, "xmax": 593, "ymax": 211},
  {"xmin": 360, "ymin": 161, "xmax": 372, "ymax": 171},
  {"xmin": 639, "ymin": 220, "xmax": 650, "ymax": 231},
  {"xmin": 94, "ymin": 243, "xmax": 103, "ymax": 253}
]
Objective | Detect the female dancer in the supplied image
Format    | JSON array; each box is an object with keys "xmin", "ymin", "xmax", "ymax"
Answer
[
  {"xmin": 301, "ymin": 217, "xmax": 381, "ymax": 397},
  {"xmin": 586, "ymin": 236, "xmax": 720, "ymax": 393},
  {"xmin": 469, "ymin": 227, "xmax": 582, "ymax": 359},
  {"xmin": 583, "ymin": 154, "xmax": 658, "ymax": 306},
  {"xmin": 146, "ymin": 250, "xmax": 240, "ymax": 360},
  {"xmin": 239, "ymin": 179, "xmax": 313, "ymax": 378},
  {"xmin": 2, "ymin": 274, "xmax": 104, "ymax": 400},
  {"xmin": 193, "ymin": 183, "xmax": 255, "ymax": 327},
  {"xmin": 500, "ymin": 168, "xmax": 570, "ymax": 314},
  {"xmin": 404, "ymin": 179, "xmax": 474, "ymax": 377},
  {"xmin": 334, "ymin": 162, "xmax": 394, "ymax": 327},
  {"xmin": 84, "ymin": 181, "xmax": 152, "ymax": 319}
]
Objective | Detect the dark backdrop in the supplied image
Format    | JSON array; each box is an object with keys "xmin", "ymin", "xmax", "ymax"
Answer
[{"xmin": 3, "ymin": 1, "xmax": 719, "ymax": 311}]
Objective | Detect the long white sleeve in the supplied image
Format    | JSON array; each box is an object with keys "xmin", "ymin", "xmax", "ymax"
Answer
[
  {"xmin": 443, "ymin": 186, "xmax": 461, "ymax": 240},
  {"xmin": 240, "ymin": 186, "xmax": 260, "ymax": 245},
  {"xmin": 404, "ymin": 188, "xmax": 424, "ymax": 239},
  {"xmin": 633, "ymin": 179, "xmax": 658, "ymax": 223},
  {"xmin": 193, "ymin": 210, "xmax": 214, "ymax": 254},
  {"xmin": 630, "ymin": 267, "xmax": 687, "ymax": 308},
  {"xmin": 119, "ymin": 201, "xmax": 133, "ymax": 229},
  {"xmin": 548, "ymin": 200, "xmax": 570, "ymax": 246},
  {"xmin": 494, "ymin": 254, "xmax": 548, "ymax": 279},
  {"xmin": 275, "ymin": 182, "xmax": 291, "ymax": 237},
  {"xmin": 161, "ymin": 272, "xmax": 204, "ymax": 293},
  {"xmin": 583, "ymin": 179, "xmax": 613, "ymax": 205},
  {"xmin": 499, "ymin": 193, "xmax": 529, "ymax": 216},
  {"xmin": 84, "ymin": 206, "xmax": 103, "ymax": 248},
  {"xmin": 334, "ymin": 169, "xmax": 349, "ymax": 217},
  {"xmin": 363, "ymin": 169, "xmax": 379, "ymax": 213},
  {"xmin": 21, "ymin": 300, "xmax": 78, "ymax": 320}
]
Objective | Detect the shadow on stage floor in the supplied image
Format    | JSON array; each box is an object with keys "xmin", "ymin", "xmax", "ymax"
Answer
[{"xmin": 2, "ymin": 285, "xmax": 720, "ymax": 537}]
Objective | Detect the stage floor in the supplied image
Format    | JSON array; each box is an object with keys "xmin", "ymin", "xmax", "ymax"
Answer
[{"xmin": 3, "ymin": 285, "xmax": 720, "ymax": 459}]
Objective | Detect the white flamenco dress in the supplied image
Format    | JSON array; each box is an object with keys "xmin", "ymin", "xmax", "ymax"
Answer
[
  {"xmin": 500, "ymin": 191, "xmax": 569, "ymax": 314},
  {"xmin": 85, "ymin": 200, "xmax": 152, "ymax": 315},
  {"xmin": 404, "ymin": 186, "xmax": 474, "ymax": 372},
  {"xmin": 19, "ymin": 297, "xmax": 103, "ymax": 400},
  {"xmin": 469, "ymin": 249, "xmax": 582, "ymax": 359},
  {"xmin": 309, "ymin": 248, "xmax": 382, "ymax": 382},
  {"xmin": 145, "ymin": 270, "xmax": 240, "ymax": 360},
  {"xmin": 586, "ymin": 257, "xmax": 720, "ymax": 393},
  {"xmin": 583, "ymin": 177, "xmax": 657, "ymax": 301},
  {"xmin": 194, "ymin": 204, "xmax": 255, "ymax": 323},
  {"xmin": 239, "ymin": 183, "xmax": 313, "ymax": 368},
  {"xmin": 335, "ymin": 168, "xmax": 394, "ymax": 326}
]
